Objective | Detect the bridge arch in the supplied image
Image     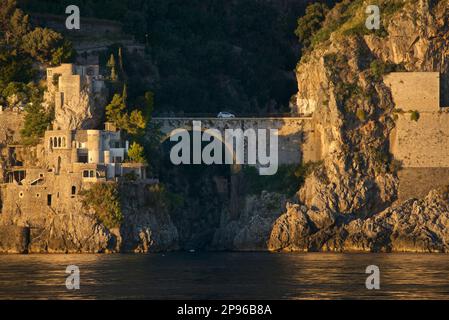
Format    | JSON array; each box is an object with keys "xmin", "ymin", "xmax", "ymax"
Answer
[
  {"xmin": 160, "ymin": 126, "xmax": 238, "ymax": 165},
  {"xmin": 152, "ymin": 116, "xmax": 321, "ymax": 166}
]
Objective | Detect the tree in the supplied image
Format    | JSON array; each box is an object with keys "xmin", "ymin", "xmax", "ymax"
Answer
[
  {"xmin": 118, "ymin": 47, "xmax": 124, "ymax": 72},
  {"xmin": 105, "ymin": 93, "xmax": 127, "ymax": 128},
  {"xmin": 107, "ymin": 54, "xmax": 117, "ymax": 81},
  {"xmin": 80, "ymin": 182, "xmax": 123, "ymax": 229},
  {"xmin": 144, "ymin": 91, "xmax": 154, "ymax": 120},
  {"xmin": 127, "ymin": 141, "xmax": 146, "ymax": 163},
  {"xmin": 105, "ymin": 89, "xmax": 147, "ymax": 136},
  {"xmin": 20, "ymin": 101, "xmax": 54, "ymax": 145},
  {"xmin": 21, "ymin": 27, "xmax": 73, "ymax": 65},
  {"xmin": 0, "ymin": 0, "xmax": 30, "ymax": 46},
  {"xmin": 122, "ymin": 83, "xmax": 128, "ymax": 104},
  {"xmin": 295, "ymin": 3, "xmax": 329, "ymax": 49},
  {"xmin": 126, "ymin": 109, "xmax": 146, "ymax": 136},
  {"xmin": 51, "ymin": 39, "xmax": 75, "ymax": 66}
]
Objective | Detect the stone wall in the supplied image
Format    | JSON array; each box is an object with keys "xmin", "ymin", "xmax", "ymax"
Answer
[
  {"xmin": 0, "ymin": 171, "xmax": 83, "ymax": 216},
  {"xmin": 0, "ymin": 111, "xmax": 24, "ymax": 145},
  {"xmin": 391, "ymin": 112, "xmax": 449, "ymax": 201},
  {"xmin": 390, "ymin": 112, "xmax": 449, "ymax": 167},
  {"xmin": 397, "ymin": 168, "xmax": 449, "ymax": 202},
  {"xmin": 384, "ymin": 72, "xmax": 440, "ymax": 112},
  {"xmin": 0, "ymin": 225, "xmax": 29, "ymax": 253}
]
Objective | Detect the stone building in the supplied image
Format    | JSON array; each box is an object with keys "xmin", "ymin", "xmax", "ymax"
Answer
[
  {"xmin": 46, "ymin": 63, "xmax": 107, "ymax": 130},
  {"xmin": 0, "ymin": 63, "xmax": 148, "ymax": 217},
  {"xmin": 1, "ymin": 121, "xmax": 148, "ymax": 213}
]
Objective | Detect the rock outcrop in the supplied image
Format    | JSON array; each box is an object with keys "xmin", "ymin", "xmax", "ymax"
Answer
[
  {"xmin": 0, "ymin": 225, "xmax": 30, "ymax": 253},
  {"xmin": 269, "ymin": 188, "xmax": 449, "ymax": 252},
  {"xmin": 270, "ymin": 0, "xmax": 449, "ymax": 252},
  {"xmin": 213, "ymin": 191, "xmax": 287, "ymax": 251},
  {"xmin": 118, "ymin": 183, "xmax": 179, "ymax": 253},
  {"xmin": 52, "ymin": 86, "xmax": 106, "ymax": 130}
]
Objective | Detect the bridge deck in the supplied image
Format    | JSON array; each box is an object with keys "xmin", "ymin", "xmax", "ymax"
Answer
[{"xmin": 153, "ymin": 117, "xmax": 313, "ymax": 120}]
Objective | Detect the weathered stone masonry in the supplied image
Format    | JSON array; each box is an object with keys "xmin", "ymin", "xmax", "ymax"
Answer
[
  {"xmin": 386, "ymin": 72, "xmax": 449, "ymax": 201},
  {"xmin": 153, "ymin": 117, "xmax": 323, "ymax": 165}
]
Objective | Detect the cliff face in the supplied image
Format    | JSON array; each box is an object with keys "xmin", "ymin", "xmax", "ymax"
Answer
[
  {"xmin": 269, "ymin": 188, "xmax": 449, "ymax": 252},
  {"xmin": 2, "ymin": 0, "xmax": 448, "ymax": 254},
  {"xmin": 213, "ymin": 191, "xmax": 287, "ymax": 251},
  {"xmin": 268, "ymin": 0, "xmax": 449, "ymax": 252},
  {"xmin": 0, "ymin": 182, "xmax": 178, "ymax": 253}
]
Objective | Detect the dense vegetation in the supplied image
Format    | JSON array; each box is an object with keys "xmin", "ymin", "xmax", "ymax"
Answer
[
  {"xmin": 295, "ymin": 0, "xmax": 405, "ymax": 56},
  {"xmin": 242, "ymin": 162, "xmax": 322, "ymax": 196},
  {"xmin": 80, "ymin": 182, "xmax": 123, "ymax": 229},
  {"xmin": 0, "ymin": 0, "xmax": 74, "ymax": 144},
  {"xmin": 19, "ymin": 0, "xmax": 319, "ymax": 115}
]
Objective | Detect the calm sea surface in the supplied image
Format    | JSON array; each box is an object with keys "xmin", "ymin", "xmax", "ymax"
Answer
[{"xmin": 0, "ymin": 252, "xmax": 449, "ymax": 299}]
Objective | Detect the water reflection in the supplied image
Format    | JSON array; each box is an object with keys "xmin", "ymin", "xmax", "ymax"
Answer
[{"xmin": 0, "ymin": 253, "xmax": 449, "ymax": 299}]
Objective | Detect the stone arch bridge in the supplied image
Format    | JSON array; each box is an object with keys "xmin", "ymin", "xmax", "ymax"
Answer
[{"xmin": 152, "ymin": 117, "xmax": 321, "ymax": 165}]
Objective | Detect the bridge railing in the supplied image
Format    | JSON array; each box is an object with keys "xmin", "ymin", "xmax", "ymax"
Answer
[{"xmin": 153, "ymin": 112, "xmax": 310, "ymax": 118}]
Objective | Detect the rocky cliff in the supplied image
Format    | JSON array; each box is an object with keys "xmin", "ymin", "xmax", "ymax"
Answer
[
  {"xmin": 267, "ymin": 0, "xmax": 449, "ymax": 252},
  {"xmin": 269, "ymin": 187, "xmax": 449, "ymax": 252},
  {"xmin": 2, "ymin": 0, "xmax": 448, "ymax": 254},
  {"xmin": 213, "ymin": 191, "xmax": 287, "ymax": 251},
  {"xmin": 0, "ymin": 182, "xmax": 178, "ymax": 253}
]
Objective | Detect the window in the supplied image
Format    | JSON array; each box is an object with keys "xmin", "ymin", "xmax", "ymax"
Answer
[
  {"xmin": 56, "ymin": 157, "xmax": 61, "ymax": 175},
  {"xmin": 83, "ymin": 170, "xmax": 95, "ymax": 178},
  {"xmin": 78, "ymin": 153, "xmax": 88, "ymax": 163},
  {"xmin": 36, "ymin": 193, "xmax": 40, "ymax": 198},
  {"xmin": 71, "ymin": 186, "xmax": 76, "ymax": 195},
  {"xmin": 49, "ymin": 137, "xmax": 53, "ymax": 148},
  {"xmin": 47, "ymin": 194, "xmax": 52, "ymax": 206},
  {"xmin": 19, "ymin": 191, "xmax": 24, "ymax": 198}
]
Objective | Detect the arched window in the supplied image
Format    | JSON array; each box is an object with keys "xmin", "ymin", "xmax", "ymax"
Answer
[
  {"xmin": 53, "ymin": 137, "xmax": 57, "ymax": 148},
  {"xmin": 62, "ymin": 137, "xmax": 66, "ymax": 148},
  {"xmin": 58, "ymin": 137, "xmax": 62, "ymax": 148},
  {"xmin": 71, "ymin": 186, "xmax": 76, "ymax": 195}
]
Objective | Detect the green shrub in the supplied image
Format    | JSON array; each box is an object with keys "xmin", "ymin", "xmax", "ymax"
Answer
[
  {"xmin": 80, "ymin": 182, "xmax": 123, "ymax": 229},
  {"xmin": 127, "ymin": 141, "xmax": 147, "ymax": 163},
  {"xmin": 20, "ymin": 95, "xmax": 54, "ymax": 146},
  {"xmin": 356, "ymin": 108, "xmax": 367, "ymax": 121},
  {"xmin": 410, "ymin": 110, "xmax": 420, "ymax": 122},
  {"xmin": 146, "ymin": 183, "xmax": 184, "ymax": 212},
  {"xmin": 242, "ymin": 162, "xmax": 321, "ymax": 196},
  {"xmin": 295, "ymin": 3, "xmax": 329, "ymax": 49},
  {"xmin": 370, "ymin": 60, "xmax": 394, "ymax": 80}
]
